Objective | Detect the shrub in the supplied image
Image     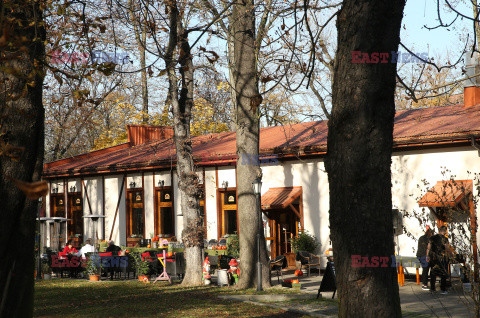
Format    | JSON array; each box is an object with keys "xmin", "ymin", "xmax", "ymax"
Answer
[
  {"xmin": 226, "ymin": 234, "xmax": 239, "ymax": 259},
  {"xmin": 85, "ymin": 257, "xmax": 102, "ymax": 275},
  {"xmin": 41, "ymin": 263, "xmax": 51, "ymax": 274},
  {"xmin": 132, "ymin": 253, "xmax": 149, "ymax": 276},
  {"xmin": 291, "ymin": 230, "xmax": 320, "ymax": 254}
]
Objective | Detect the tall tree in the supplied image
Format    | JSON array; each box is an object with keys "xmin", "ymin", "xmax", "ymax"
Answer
[
  {"xmin": 128, "ymin": 0, "xmax": 149, "ymax": 123},
  {"xmin": 233, "ymin": 0, "xmax": 271, "ymax": 289},
  {"xmin": 324, "ymin": 0, "xmax": 405, "ymax": 316},
  {"xmin": 164, "ymin": 0, "xmax": 204, "ymax": 286},
  {"xmin": 0, "ymin": 0, "xmax": 46, "ymax": 316}
]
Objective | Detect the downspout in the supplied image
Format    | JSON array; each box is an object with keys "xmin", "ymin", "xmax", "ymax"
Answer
[{"xmin": 471, "ymin": 136, "xmax": 480, "ymax": 156}]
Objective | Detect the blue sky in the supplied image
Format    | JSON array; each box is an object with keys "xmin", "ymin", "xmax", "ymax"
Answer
[{"xmin": 402, "ymin": 0, "xmax": 470, "ymax": 58}]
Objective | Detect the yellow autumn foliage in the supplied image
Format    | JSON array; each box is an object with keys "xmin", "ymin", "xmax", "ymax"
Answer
[{"xmin": 190, "ymin": 97, "xmax": 230, "ymax": 136}]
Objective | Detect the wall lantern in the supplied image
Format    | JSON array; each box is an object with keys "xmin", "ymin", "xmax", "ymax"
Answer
[
  {"xmin": 158, "ymin": 180, "xmax": 165, "ymax": 188},
  {"xmin": 52, "ymin": 186, "xmax": 58, "ymax": 194},
  {"xmin": 222, "ymin": 181, "xmax": 228, "ymax": 190},
  {"xmin": 129, "ymin": 181, "xmax": 136, "ymax": 188},
  {"xmin": 69, "ymin": 185, "xmax": 76, "ymax": 193},
  {"xmin": 252, "ymin": 178, "xmax": 262, "ymax": 195}
]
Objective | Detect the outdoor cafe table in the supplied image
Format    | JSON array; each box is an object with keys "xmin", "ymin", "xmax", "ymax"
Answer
[
  {"xmin": 394, "ymin": 256, "xmax": 422, "ymax": 287},
  {"xmin": 205, "ymin": 249, "xmax": 228, "ymax": 256}
]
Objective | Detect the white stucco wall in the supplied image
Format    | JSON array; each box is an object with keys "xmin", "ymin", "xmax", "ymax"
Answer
[
  {"xmin": 217, "ymin": 166, "xmax": 236, "ymax": 188},
  {"xmin": 205, "ymin": 168, "xmax": 217, "ymax": 240},
  {"xmin": 83, "ymin": 177, "xmax": 104, "ymax": 241},
  {"xmin": 173, "ymin": 172, "xmax": 184, "ymax": 238},
  {"xmin": 67, "ymin": 179, "xmax": 81, "ymax": 193},
  {"xmin": 45, "ymin": 186, "xmax": 51, "ymax": 247},
  {"xmin": 261, "ymin": 160, "xmax": 329, "ymax": 251},
  {"xmin": 154, "ymin": 171, "xmax": 172, "ymax": 187},
  {"xmin": 126, "ymin": 174, "xmax": 143, "ymax": 189},
  {"xmin": 45, "ymin": 144, "xmax": 480, "ymax": 261},
  {"xmin": 392, "ymin": 147, "xmax": 480, "ymax": 258},
  {"xmin": 144, "ymin": 173, "xmax": 154, "ymax": 239},
  {"xmin": 104, "ymin": 175, "xmax": 125, "ymax": 245},
  {"xmin": 50, "ymin": 180, "xmax": 64, "ymax": 193}
]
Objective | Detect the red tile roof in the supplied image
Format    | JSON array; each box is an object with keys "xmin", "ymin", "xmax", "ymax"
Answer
[
  {"xmin": 43, "ymin": 103, "xmax": 480, "ymax": 178},
  {"xmin": 261, "ymin": 187, "xmax": 302, "ymax": 210},
  {"xmin": 418, "ymin": 180, "xmax": 473, "ymax": 208}
]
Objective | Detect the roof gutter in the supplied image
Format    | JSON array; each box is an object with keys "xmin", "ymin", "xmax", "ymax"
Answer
[{"xmin": 42, "ymin": 135, "xmax": 480, "ymax": 179}]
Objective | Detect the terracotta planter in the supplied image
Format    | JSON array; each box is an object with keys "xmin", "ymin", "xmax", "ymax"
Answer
[
  {"xmin": 138, "ymin": 275, "xmax": 150, "ymax": 282},
  {"xmin": 89, "ymin": 275, "xmax": 100, "ymax": 281}
]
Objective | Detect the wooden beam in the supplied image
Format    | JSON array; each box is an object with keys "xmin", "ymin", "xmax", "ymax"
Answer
[
  {"xmin": 288, "ymin": 203, "xmax": 302, "ymax": 220},
  {"xmin": 81, "ymin": 179, "xmax": 94, "ymax": 215},
  {"xmin": 108, "ymin": 175, "xmax": 126, "ymax": 240},
  {"xmin": 299, "ymin": 192, "xmax": 304, "ymax": 230}
]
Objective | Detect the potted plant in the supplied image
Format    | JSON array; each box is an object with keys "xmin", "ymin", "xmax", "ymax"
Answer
[
  {"xmin": 133, "ymin": 253, "xmax": 150, "ymax": 281},
  {"xmin": 291, "ymin": 230, "xmax": 320, "ymax": 254},
  {"xmin": 86, "ymin": 257, "xmax": 102, "ymax": 281},
  {"xmin": 42, "ymin": 263, "xmax": 52, "ymax": 280}
]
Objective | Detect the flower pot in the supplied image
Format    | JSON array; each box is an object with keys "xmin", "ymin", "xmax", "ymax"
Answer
[
  {"xmin": 43, "ymin": 274, "xmax": 52, "ymax": 280},
  {"xmin": 138, "ymin": 275, "xmax": 150, "ymax": 282},
  {"xmin": 89, "ymin": 275, "xmax": 100, "ymax": 281}
]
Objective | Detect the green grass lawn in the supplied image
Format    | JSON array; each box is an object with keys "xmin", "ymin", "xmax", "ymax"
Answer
[{"xmin": 34, "ymin": 279, "xmax": 309, "ymax": 317}]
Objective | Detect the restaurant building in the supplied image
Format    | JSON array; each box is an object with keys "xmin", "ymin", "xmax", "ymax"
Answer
[{"xmin": 42, "ymin": 87, "xmax": 480, "ymax": 268}]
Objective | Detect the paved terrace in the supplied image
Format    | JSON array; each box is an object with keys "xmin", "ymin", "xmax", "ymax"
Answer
[{"xmin": 219, "ymin": 269, "xmax": 475, "ymax": 317}]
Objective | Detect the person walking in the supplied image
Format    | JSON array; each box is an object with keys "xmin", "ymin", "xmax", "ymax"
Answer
[
  {"xmin": 417, "ymin": 226, "xmax": 434, "ymax": 290},
  {"xmin": 427, "ymin": 226, "xmax": 452, "ymax": 294}
]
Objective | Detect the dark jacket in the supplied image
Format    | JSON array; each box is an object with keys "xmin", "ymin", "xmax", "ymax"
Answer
[
  {"xmin": 106, "ymin": 244, "xmax": 121, "ymax": 255},
  {"xmin": 416, "ymin": 234, "xmax": 429, "ymax": 257},
  {"xmin": 428, "ymin": 234, "xmax": 448, "ymax": 262}
]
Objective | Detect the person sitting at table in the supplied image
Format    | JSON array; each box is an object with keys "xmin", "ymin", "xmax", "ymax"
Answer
[
  {"xmin": 75, "ymin": 238, "xmax": 96, "ymax": 257},
  {"xmin": 63, "ymin": 239, "xmax": 78, "ymax": 255},
  {"xmin": 106, "ymin": 240, "xmax": 121, "ymax": 255}
]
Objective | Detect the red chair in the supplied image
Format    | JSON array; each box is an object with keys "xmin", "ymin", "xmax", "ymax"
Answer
[
  {"xmin": 98, "ymin": 252, "xmax": 113, "ymax": 280},
  {"xmin": 141, "ymin": 252, "xmax": 156, "ymax": 262},
  {"xmin": 55, "ymin": 252, "xmax": 68, "ymax": 277},
  {"xmin": 99, "ymin": 252, "xmax": 113, "ymax": 257}
]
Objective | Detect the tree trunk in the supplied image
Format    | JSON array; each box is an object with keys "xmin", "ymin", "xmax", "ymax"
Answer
[
  {"xmin": 165, "ymin": 0, "xmax": 204, "ymax": 286},
  {"xmin": 325, "ymin": 1, "xmax": 405, "ymax": 316},
  {"xmin": 233, "ymin": 0, "xmax": 271, "ymax": 290},
  {"xmin": 140, "ymin": 27, "xmax": 148, "ymax": 123},
  {"xmin": 128, "ymin": 0, "xmax": 149, "ymax": 123},
  {"xmin": 0, "ymin": 1, "xmax": 45, "ymax": 316},
  {"xmin": 227, "ymin": 28, "xmax": 236, "ymax": 131},
  {"xmin": 472, "ymin": 0, "xmax": 480, "ymax": 53}
]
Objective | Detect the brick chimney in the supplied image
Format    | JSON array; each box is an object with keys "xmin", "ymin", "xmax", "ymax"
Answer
[
  {"xmin": 127, "ymin": 125, "xmax": 174, "ymax": 146},
  {"xmin": 464, "ymin": 52, "xmax": 480, "ymax": 107}
]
